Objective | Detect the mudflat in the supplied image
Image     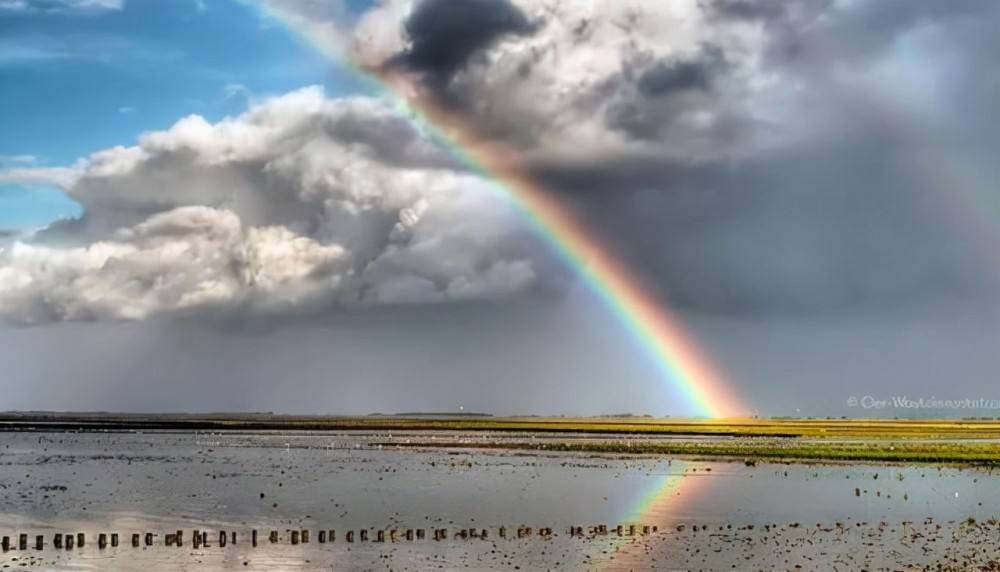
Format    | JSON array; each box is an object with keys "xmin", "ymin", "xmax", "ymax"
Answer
[{"xmin": 1, "ymin": 425, "xmax": 999, "ymax": 570}]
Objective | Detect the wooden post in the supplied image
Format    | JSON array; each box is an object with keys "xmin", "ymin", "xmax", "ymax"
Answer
[
  {"xmin": 405, "ymin": 530, "xmax": 413, "ymax": 541},
  {"xmin": 390, "ymin": 529, "xmax": 397, "ymax": 543},
  {"xmin": 219, "ymin": 531, "xmax": 227, "ymax": 547},
  {"xmin": 19, "ymin": 534, "xmax": 28, "ymax": 550},
  {"xmin": 111, "ymin": 533, "xmax": 119, "ymax": 547},
  {"xmin": 35, "ymin": 535, "xmax": 44, "ymax": 550},
  {"xmin": 175, "ymin": 530, "xmax": 183, "ymax": 547},
  {"xmin": 231, "ymin": 531, "xmax": 236, "ymax": 545},
  {"xmin": 318, "ymin": 531, "xmax": 326, "ymax": 544},
  {"xmin": 481, "ymin": 529, "xmax": 488, "ymax": 539},
  {"xmin": 360, "ymin": 530, "xmax": 368, "ymax": 542},
  {"xmin": 291, "ymin": 530, "xmax": 299, "ymax": 545},
  {"xmin": 65, "ymin": 534, "xmax": 74, "ymax": 550},
  {"xmin": 53, "ymin": 534, "xmax": 62, "ymax": 549},
  {"xmin": 98, "ymin": 533, "xmax": 107, "ymax": 549},
  {"xmin": 499, "ymin": 527, "xmax": 506, "ymax": 538},
  {"xmin": 1, "ymin": 536, "xmax": 8, "ymax": 552},
  {"xmin": 629, "ymin": 524, "xmax": 636, "ymax": 536},
  {"xmin": 416, "ymin": 529, "xmax": 425, "ymax": 540},
  {"xmin": 144, "ymin": 533, "xmax": 153, "ymax": 547},
  {"xmin": 346, "ymin": 531, "xmax": 354, "ymax": 543},
  {"xmin": 132, "ymin": 534, "xmax": 140, "ymax": 547},
  {"xmin": 616, "ymin": 525, "xmax": 623, "ymax": 536},
  {"xmin": 328, "ymin": 530, "xmax": 335, "ymax": 543},
  {"xmin": 77, "ymin": 533, "xmax": 85, "ymax": 548},
  {"xmin": 375, "ymin": 530, "xmax": 384, "ymax": 543},
  {"xmin": 165, "ymin": 534, "xmax": 176, "ymax": 547},
  {"xmin": 642, "ymin": 525, "xmax": 650, "ymax": 535},
  {"xmin": 251, "ymin": 530, "xmax": 258, "ymax": 547},
  {"xmin": 301, "ymin": 530, "xmax": 309, "ymax": 543},
  {"xmin": 201, "ymin": 531, "xmax": 208, "ymax": 547},
  {"xmin": 193, "ymin": 530, "xmax": 201, "ymax": 549},
  {"xmin": 269, "ymin": 531, "xmax": 278, "ymax": 544}
]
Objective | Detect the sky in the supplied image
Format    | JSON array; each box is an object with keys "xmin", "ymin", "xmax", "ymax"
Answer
[
  {"xmin": 0, "ymin": 0, "xmax": 367, "ymax": 230},
  {"xmin": 0, "ymin": 0, "xmax": 998, "ymax": 417}
]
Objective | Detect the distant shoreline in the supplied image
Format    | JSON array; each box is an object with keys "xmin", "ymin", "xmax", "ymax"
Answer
[
  {"xmin": 2, "ymin": 412, "xmax": 999, "ymax": 437},
  {"xmin": 2, "ymin": 413, "xmax": 999, "ymax": 466}
]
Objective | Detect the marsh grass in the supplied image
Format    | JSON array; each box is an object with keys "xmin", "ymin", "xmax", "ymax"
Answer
[
  {"xmin": 430, "ymin": 440, "xmax": 1000, "ymax": 466},
  {"xmin": 3, "ymin": 413, "xmax": 998, "ymax": 465}
]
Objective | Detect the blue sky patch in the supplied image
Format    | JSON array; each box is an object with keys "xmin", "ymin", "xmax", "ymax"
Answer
[{"xmin": 0, "ymin": 0, "xmax": 369, "ymax": 229}]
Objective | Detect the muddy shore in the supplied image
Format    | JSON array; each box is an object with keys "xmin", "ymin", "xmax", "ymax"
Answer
[{"xmin": 2, "ymin": 430, "xmax": 999, "ymax": 570}]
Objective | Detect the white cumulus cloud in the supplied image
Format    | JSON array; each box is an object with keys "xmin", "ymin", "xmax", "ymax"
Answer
[{"xmin": 0, "ymin": 87, "xmax": 544, "ymax": 324}]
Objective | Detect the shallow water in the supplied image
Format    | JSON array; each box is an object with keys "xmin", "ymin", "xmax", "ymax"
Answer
[{"xmin": 1, "ymin": 431, "xmax": 998, "ymax": 570}]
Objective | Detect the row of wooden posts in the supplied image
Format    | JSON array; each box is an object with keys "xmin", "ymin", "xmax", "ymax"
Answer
[{"xmin": 1, "ymin": 524, "xmax": 658, "ymax": 552}]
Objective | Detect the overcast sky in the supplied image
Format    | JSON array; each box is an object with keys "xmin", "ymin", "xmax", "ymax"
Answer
[{"xmin": 0, "ymin": 0, "xmax": 997, "ymax": 417}]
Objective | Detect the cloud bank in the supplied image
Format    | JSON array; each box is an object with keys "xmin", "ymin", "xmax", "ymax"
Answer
[
  {"xmin": 358, "ymin": 0, "xmax": 999, "ymax": 312},
  {"xmin": 0, "ymin": 88, "xmax": 545, "ymax": 323},
  {"xmin": 2, "ymin": 0, "xmax": 997, "ymax": 324}
]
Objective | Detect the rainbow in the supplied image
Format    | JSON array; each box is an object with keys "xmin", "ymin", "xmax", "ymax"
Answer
[
  {"xmin": 224, "ymin": 5, "xmax": 1000, "ymax": 567},
  {"xmin": 623, "ymin": 463, "xmax": 696, "ymax": 524},
  {"xmin": 581, "ymin": 459, "xmax": 706, "ymax": 569},
  {"xmin": 235, "ymin": 0, "xmax": 745, "ymax": 418},
  {"xmin": 848, "ymin": 89, "xmax": 1000, "ymax": 287},
  {"xmin": 803, "ymin": 28, "xmax": 1000, "ymax": 285}
]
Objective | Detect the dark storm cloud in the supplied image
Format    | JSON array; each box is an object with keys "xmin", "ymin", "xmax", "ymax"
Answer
[
  {"xmin": 701, "ymin": 0, "xmax": 793, "ymax": 22},
  {"xmin": 763, "ymin": 0, "xmax": 1000, "ymax": 66},
  {"xmin": 475, "ymin": 0, "xmax": 998, "ymax": 316},
  {"xmin": 636, "ymin": 55, "xmax": 717, "ymax": 98},
  {"xmin": 603, "ymin": 44, "xmax": 731, "ymax": 141},
  {"xmin": 700, "ymin": 0, "xmax": 998, "ymax": 63},
  {"xmin": 827, "ymin": 0, "xmax": 997, "ymax": 46},
  {"xmin": 387, "ymin": 0, "xmax": 535, "ymax": 87},
  {"xmin": 529, "ymin": 138, "xmax": 992, "ymax": 315}
]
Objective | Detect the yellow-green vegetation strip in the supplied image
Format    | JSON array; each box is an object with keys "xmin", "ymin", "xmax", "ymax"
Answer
[
  {"xmin": 4, "ymin": 414, "xmax": 1000, "ymax": 440},
  {"xmin": 392, "ymin": 440, "xmax": 1000, "ymax": 466}
]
